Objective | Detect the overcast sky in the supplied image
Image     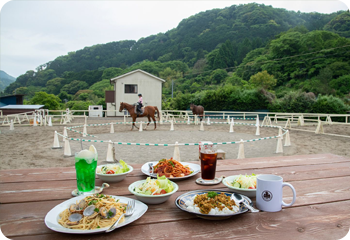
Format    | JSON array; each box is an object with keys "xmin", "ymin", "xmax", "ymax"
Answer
[{"xmin": 0, "ymin": 0, "xmax": 349, "ymax": 78}]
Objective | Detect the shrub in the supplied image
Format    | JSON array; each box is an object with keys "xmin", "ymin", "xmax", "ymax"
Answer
[{"xmin": 311, "ymin": 95, "xmax": 349, "ymax": 114}]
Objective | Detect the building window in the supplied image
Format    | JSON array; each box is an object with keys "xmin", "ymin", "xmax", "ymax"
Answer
[{"xmin": 124, "ymin": 84, "xmax": 138, "ymax": 93}]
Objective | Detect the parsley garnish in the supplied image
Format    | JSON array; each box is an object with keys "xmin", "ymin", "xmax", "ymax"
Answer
[
  {"xmin": 207, "ymin": 191, "xmax": 218, "ymax": 198},
  {"xmin": 169, "ymin": 161, "xmax": 175, "ymax": 167},
  {"xmin": 94, "ymin": 208, "xmax": 99, "ymax": 213},
  {"xmin": 97, "ymin": 226, "xmax": 100, "ymax": 229},
  {"xmin": 108, "ymin": 210, "xmax": 114, "ymax": 218}
]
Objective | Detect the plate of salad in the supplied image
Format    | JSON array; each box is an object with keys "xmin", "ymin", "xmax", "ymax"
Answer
[
  {"xmin": 96, "ymin": 160, "xmax": 133, "ymax": 182},
  {"xmin": 128, "ymin": 176, "xmax": 179, "ymax": 204},
  {"xmin": 222, "ymin": 174, "xmax": 257, "ymax": 197}
]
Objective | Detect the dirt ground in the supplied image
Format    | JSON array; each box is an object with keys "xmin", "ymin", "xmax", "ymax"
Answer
[{"xmin": 0, "ymin": 116, "xmax": 349, "ymax": 170}]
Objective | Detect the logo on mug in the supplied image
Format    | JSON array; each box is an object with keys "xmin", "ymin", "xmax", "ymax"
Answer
[{"xmin": 262, "ymin": 190, "xmax": 273, "ymax": 202}]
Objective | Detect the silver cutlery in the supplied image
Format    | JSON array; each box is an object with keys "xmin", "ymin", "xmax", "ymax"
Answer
[
  {"xmin": 231, "ymin": 192, "xmax": 259, "ymax": 212},
  {"xmin": 148, "ymin": 163, "xmax": 157, "ymax": 177},
  {"xmin": 106, "ymin": 199, "xmax": 136, "ymax": 232}
]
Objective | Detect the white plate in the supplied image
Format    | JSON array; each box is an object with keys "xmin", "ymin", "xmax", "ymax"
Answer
[
  {"xmin": 141, "ymin": 161, "xmax": 200, "ymax": 180},
  {"xmin": 222, "ymin": 175, "xmax": 257, "ymax": 197},
  {"xmin": 45, "ymin": 195, "xmax": 148, "ymax": 234}
]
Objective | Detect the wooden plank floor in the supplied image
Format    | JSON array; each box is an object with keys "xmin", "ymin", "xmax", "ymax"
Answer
[{"xmin": 1, "ymin": 153, "xmax": 350, "ymax": 239}]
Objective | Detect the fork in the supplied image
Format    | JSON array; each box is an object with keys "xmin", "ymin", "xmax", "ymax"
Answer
[
  {"xmin": 148, "ymin": 163, "xmax": 157, "ymax": 177},
  {"xmin": 106, "ymin": 199, "xmax": 136, "ymax": 232}
]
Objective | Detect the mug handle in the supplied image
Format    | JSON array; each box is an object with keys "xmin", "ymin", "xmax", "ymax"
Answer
[{"xmin": 282, "ymin": 182, "xmax": 296, "ymax": 207}]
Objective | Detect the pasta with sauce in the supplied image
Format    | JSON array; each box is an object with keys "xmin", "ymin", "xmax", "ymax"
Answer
[
  {"xmin": 58, "ymin": 194, "xmax": 126, "ymax": 230},
  {"xmin": 152, "ymin": 158, "xmax": 192, "ymax": 178}
]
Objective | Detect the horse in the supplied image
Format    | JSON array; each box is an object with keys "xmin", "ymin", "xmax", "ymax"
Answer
[
  {"xmin": 119, "ymin": 102, "xmax": 160, "ymax": 130},
  {"xmin": 190, "ymin": 103, "xmax": 204, "ymax": 122}
]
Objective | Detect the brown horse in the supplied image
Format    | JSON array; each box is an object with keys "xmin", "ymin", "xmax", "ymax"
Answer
[
  {"xmin": 119, "ymin": 102, "xmax": 160, "ymax": 130},
  {"xmin": 190, "ymin": 103, "xmax": 204, "ymax": 121}
]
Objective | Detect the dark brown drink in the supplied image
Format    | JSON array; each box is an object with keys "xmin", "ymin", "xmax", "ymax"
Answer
[{"xmin": 200, "ymin": 152, "xmax": 218, "ymax": 180}]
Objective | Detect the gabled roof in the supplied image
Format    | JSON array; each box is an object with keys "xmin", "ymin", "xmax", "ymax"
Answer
[
  {"xmin": 0, "ymin": 105, "xmax": 44, "ymax": 109},
  {"xmin": 110, "ymin": 69, "xmax": 166, "ymax": 83}
]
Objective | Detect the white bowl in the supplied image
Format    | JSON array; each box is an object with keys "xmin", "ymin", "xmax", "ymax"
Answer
[
  {"xmin": 222, "ymin": 175, "xmax": 257, "ymax": 197},
  {"xmin": 128, "ymin": 180, "xmax": 178, "ymax": 204},
  {"xmin": 96, "ymin": 164, "xmax": 133, "ymax": 183}
]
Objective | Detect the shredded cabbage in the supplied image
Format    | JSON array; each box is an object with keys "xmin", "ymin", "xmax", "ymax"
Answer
[
  {"xmin": 231, "ymin": 174, "xmax": 257, "ymax": 189},
  {"xmin": 97, "ymin": 160, "xmax": 130, "ymax": 174},
  {"xmin": 134, "ymin": 175, "xmax": 174, "ymax": 195}
]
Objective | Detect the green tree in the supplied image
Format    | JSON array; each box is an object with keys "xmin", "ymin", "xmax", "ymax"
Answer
[
  {"xmin": 30, "ymin": 92, "xmax": 61, "ymax": 110},
  {"xmin": 249, "ymin": 71, "xmax": 277, "ymax": 90},
  {"xmin": 61, "ymin": 80, "xmax": 89, "ymax": 95}
]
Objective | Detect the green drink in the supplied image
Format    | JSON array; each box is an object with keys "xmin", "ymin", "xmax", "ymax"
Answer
[{"xmin": 75, "ymin": 147, "xmax": 97, "ymax": 194}]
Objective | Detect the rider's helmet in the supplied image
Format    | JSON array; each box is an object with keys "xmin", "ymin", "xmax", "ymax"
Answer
[{"xmin": 138, "ymin": 93, "xmax": 142, "ymax": 97}]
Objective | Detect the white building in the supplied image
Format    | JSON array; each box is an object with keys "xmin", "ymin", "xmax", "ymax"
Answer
[{"xmin": 106, "ymin": 69, "xmax": 165, "ymax": 116}]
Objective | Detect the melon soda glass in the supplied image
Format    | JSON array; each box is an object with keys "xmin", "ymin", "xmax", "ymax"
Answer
[
  {"xmin": 199, "ymin": 144, "xmax": 218, "ymax": 182},
  {"xmin": 75, "ymin": 145, "xmax": 98, "ymax": 195}
]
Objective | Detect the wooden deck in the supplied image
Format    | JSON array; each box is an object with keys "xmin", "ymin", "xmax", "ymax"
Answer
[{"xmin": 1, "ymin": 153, "xmax": 350, "ymax": 239}]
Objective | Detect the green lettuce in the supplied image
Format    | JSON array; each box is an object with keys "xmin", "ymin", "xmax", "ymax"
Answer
[
  {"xmin": 156, "ymin": 175, "xmax": 174, "ymax": 193},
  {"xmin": 115, "ymin": 160, "xmax": 130, "ymax": 174}
]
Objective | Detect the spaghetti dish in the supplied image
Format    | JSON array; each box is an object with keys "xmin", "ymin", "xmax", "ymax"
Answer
[
  {"xmin": 152, "ymin": 158, "xmax": 192, "ymax": 178},
  {"xmin": 58, "ymin": 194, "xmax": 127, "ymax": 230}
]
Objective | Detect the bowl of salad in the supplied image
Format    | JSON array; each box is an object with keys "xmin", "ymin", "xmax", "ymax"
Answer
[
  {"xmin": 96, "ymin": 160, "xmax": 133, "ymax": 183},
  {"xmin": 128, "ymin": 176, "xmax": 179, "ymax": 204},
  {"xmin": 222, "ymin": 174, "xmax": 257, "ymax": 197}
]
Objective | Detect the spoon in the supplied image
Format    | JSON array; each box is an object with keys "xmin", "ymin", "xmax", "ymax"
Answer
[{"xmin": 231, "ymin": 192, "xmax": 259, "ymax": 212}]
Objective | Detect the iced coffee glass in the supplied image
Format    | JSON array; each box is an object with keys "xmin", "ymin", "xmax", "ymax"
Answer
[{"xmin": 199, "ymin": 144, "xmax": 218, "ymax": 183}]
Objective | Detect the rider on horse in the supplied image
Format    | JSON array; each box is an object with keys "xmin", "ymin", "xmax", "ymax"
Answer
[{"xmin": 137, "ymin": 93, "xmax": 143, "ymax": 114}]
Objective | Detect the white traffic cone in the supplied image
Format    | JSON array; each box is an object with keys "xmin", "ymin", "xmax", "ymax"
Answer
[
  {"xmin": 63, "ymin": 127, "xmax": 68, "ymax": 142},
  {"xmin": 139, "ymin": 121, "xmax": 143, "ymax": 132},
  {"xmin": 285, "ymin": 119, "xmax": 291, "ymax": 129},
  {"xmin": 64, "ymin": 138, "xmax": 73, "ymax": 157},
  {"xmin": 278, "ymin": 128, "xmax": 283, "ymax": 139},
  {"xmin": 106, "ymin": 140, "xmax": 114, "ymax": 162},
  {"xmin": 33, "ymin": 114, "xmax": 37, "ymax": 127},
  {"xmin": 237, "ymin": 139, "xmax": 245, "ymax": 159},
  {"xmin": 199, "ymin": 121, "xmax": 204, "ymax": 131},
  {"xmin": 255, "ymin": 123, "xmax": 260, "ymax": 136},
  {"xmin": 83, "ymin": 124, "xmax": 87, "ymax": 137},
  {"xmin": 207, "ymin": 117, "xmax": 210, "ymax": 125},
  {"xmin": 10, "ymin": 120, "xmax": 14, "ymax": 130},
  {"xmin": 276, "ymin": 135, "xmax": 283, "ymax": 153},
  {"xmin": 170, "ymin": 120, "xmax": 174, "ymax": 131},
  {"xmin": 195, "ymin": 115, "xmax": 198, "ymax": 125},
  {"xmin": 173, "ymin": 141, "xmax": 181, "ymax": 162},
  {"xmin": 110, "ymin": 123, "xmax": 114, "ymax": 133},
  {"xmin": 284, "ymin": 130, "xmax": 291, "ymax": 146},
  {"xmin": 229, "ymin": 119, "xmax": 234, "ymax": 133},
  {"xmin": 52, "ymin": 131, "xmax": 62, "ymax": 149},
  {"xmin": 187, "ymin": 116, "xmax": 190, "ymax": 125}
]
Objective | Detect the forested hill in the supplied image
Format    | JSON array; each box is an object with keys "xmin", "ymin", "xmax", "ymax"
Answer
[
  {"xmin": 0, "ymin": 70, "xmax": 16, "ymax": 92},
  {"xmin": 31, "ymin": 3, "xmax": 341, "ymax": 75},
  {"xmin": 3, "ymin": 3, "xmax": 350, "ymax": 115}
]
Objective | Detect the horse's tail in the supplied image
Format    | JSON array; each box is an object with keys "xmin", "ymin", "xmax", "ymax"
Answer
[{"xmin": 154, "ymin": 106, "xmax": 160, "ymax": 121}]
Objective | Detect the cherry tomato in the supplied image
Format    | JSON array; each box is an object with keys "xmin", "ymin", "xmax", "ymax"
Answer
[
  {"xmin": 106, "ymin": 170, "xmax": 115, "ymax": 174},
  {"xmin": 160, "ymin": 189, "xmax": 167, "ymax": 194},
  {"xmin": 248, "ymin": 186, "xmax": 255, "ymax": 189}
]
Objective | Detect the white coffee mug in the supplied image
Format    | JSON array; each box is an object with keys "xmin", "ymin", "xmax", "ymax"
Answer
[{"xmin": 256, "ymin": 174, "xmax": 296, "ymax": 212}]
